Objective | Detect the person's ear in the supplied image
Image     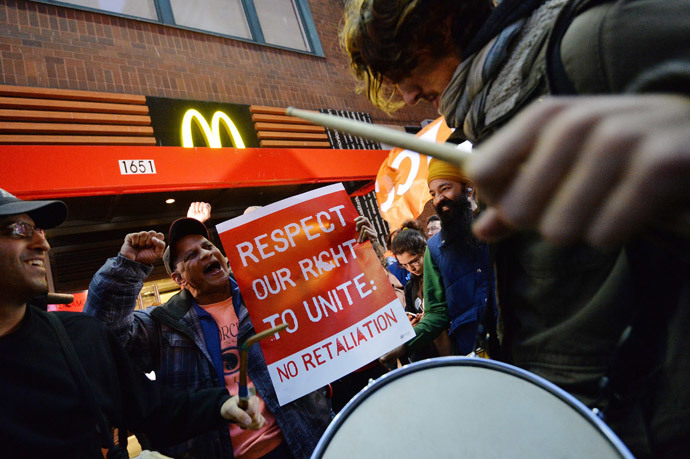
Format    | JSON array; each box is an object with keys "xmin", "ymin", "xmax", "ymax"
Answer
[
  {"xmin": 171, "ymin": 271, "xmax": 185, "ymax": 287},
  {"xmin": 466, "ymin": 187, "xmax": 479, "ymax": 213}
]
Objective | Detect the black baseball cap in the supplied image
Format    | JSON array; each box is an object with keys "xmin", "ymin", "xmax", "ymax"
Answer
[
  {"xmin": 0, "ymin": 188, "xmax": 67, "ymax": 229},
  {"xmin": 162, "ymin": 217, "xmax": 209, "ymax": 275}
]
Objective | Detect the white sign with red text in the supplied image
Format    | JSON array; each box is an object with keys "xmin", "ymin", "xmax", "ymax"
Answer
[{"xmin": 216, "ymin": 184, "xmax": 413, "ymax": 405}]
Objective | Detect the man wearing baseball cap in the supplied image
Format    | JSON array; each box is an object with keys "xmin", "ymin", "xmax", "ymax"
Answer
[
  {"xmin": 85, "ymin": 214, "xmax": 332, "ymax": 458},
  {"xmin": 0, "ymin": 189, "xmax": 264, "ymax": 457},
  {"xmin": 0, "ymin": 188, "xmax": 67, "ymax": 336}
]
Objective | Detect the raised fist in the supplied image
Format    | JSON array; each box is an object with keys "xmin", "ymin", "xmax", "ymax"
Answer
[{"xmin": 120, "ymin": 231, "xmax": 165, "ymax": 265}]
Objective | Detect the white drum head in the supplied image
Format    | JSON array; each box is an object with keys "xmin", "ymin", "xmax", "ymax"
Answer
[{"xmin": 314, "ymin": 357, "xmax": 632, "ymax": 458}]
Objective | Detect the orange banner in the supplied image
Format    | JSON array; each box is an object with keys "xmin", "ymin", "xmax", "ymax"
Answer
[
  {"xmin": 375, "ymin": 117, "xmax": 453, "ymax": 229},
  {"xmin": 216, "ymin": 184, "xmax": 413, "ymax": 404}
]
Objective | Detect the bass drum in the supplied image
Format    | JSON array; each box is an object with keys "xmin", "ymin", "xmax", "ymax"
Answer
[{"xmin": 314, "ymin": 357, "xmax": 632, "ymax": 458}]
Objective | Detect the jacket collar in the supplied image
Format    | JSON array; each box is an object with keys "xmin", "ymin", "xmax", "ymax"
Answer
[
  {"xmin": 151, "ymin": 280, "xmax": 251, "ymax": 340},
  {"xmin": 150, "ymin": 288, "xmax": 217, "ymax": 368},
  {"xmin": 160, "ymin": 288, "xmax": 194, "ymax": 320}
]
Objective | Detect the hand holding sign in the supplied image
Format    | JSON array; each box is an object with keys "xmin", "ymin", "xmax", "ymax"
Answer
[{"xmin": 355, "ymin": 216, "xmax": 378, "ymax": 243}]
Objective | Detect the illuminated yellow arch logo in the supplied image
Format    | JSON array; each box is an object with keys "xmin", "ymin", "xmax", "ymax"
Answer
[{"xmin": 181, "ymin": 109, "xmax": 246, "ymax": 148}]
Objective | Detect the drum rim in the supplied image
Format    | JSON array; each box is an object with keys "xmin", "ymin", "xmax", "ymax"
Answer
[{"xmin": 313, "ymin": 356, "xmax": 633, "ymax": 458}]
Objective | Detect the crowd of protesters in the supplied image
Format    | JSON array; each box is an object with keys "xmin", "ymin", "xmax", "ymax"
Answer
[{"xmin": 2, "ymin": 0, "xmax": 688, "ymax": 457}]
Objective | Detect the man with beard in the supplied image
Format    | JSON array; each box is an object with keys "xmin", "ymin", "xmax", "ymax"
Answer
[{"xmin": 394, "ymin": 159, "xmax": 493, "ymax": 357}]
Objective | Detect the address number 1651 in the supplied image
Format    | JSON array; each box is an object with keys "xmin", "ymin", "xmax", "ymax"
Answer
[{"xmin": 119, "ymin": 160, "xmax": 157, "ymax": 175}]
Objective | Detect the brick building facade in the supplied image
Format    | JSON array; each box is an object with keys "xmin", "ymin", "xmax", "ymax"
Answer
[
  {"xmin": 0, "ymin": 0, "xmax": 436, "ymax": 126},
  {"xmin": 1, "ymin": 0, "xmax": 436, "ymax": 294}
]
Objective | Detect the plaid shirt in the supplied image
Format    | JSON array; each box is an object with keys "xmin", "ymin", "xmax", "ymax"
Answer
[{"xmin": 84, "ymin": 255, "xmax": 332, "ymax": 458}]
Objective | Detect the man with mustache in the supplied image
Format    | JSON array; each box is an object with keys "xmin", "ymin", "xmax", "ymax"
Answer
[
  {"xmin": 404, "ymin": 158, "xmax": 493, "ymax": 356},
  {"xmin": 84, "ymin": 217, "xmax": 332, "ymax": 459}
]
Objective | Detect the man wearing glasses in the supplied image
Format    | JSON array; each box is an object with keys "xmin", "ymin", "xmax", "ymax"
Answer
[{"xmin": 0, "ymin": 188, "xmax": 263, "ymax": 457}]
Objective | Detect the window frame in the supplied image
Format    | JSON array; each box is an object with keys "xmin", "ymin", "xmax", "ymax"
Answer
[{"xmin": 31, "ymin": 0, "xmax": 324, "ymax": 56}]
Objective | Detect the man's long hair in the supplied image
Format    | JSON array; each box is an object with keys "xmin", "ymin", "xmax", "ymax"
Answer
[{"xmin": 340, "ymin": 0, "xmax": 492, "ymax": 112}]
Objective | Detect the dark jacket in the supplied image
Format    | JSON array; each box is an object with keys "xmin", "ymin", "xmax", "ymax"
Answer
[
  {"xmin": 403, "ymin": 275, "xmax": 423, "ymax": 315},
  {"xmin": 0, "ymin": 305, "xmax": 229, "ymax": 458}
]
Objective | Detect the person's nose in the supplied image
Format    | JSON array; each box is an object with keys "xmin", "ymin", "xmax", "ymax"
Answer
[
  {"xmin": 29, "ymin": 228, "xmax": 50, "ymax": 252},
  {"xmin": 433, "ymin": 194, "xmax": 445, "ymax": 208},
  {"xmin": 199, "ymin": 246, "xmax": 215, "ymax": 260},
  {"xmin": 397, "ymin": 85, "xmax": 420, "ymax": 106}
]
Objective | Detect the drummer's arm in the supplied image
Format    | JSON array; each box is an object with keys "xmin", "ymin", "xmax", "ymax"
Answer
[{"xmin": 406, "ymin": 249, "xmax": 449, "ymax": 352}]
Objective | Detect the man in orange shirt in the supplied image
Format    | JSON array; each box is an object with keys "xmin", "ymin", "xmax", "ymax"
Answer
[{"xmin": 85, "ymin": 217, "xmax": 332, "ymax": 458}]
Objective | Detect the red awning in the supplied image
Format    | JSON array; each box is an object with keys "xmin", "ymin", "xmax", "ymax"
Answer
[{"xmin": 2, "ymin": 145, "xmax": 388, "ymax": 199}]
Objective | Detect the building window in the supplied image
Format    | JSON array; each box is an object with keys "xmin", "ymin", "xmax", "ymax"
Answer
[
  {"xmin": 59, "ymin": 0, "xmax": 158, "ymax": 20},
  {"xmin": 254, "ymin": 0, "xmax": 309, "ymax": 52},
  {"xmin": 35, "ymin": 0, "xmax": 323, "ymax": 55},
  {"xmin": 169, "ymin": 0, "xmax": 252, "ymax": 39}
]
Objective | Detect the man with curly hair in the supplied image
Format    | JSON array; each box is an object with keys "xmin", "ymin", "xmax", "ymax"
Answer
[{"xmin": 341, "ymin": 0, "xmax": 690, "ymax": 455}]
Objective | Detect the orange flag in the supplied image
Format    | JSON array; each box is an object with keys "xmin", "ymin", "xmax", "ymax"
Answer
[{"xmin": 375, "ymin": 117, "xmax": 453, "ymax": 229}]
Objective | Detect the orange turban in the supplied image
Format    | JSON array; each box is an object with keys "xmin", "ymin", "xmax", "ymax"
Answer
[{"xmin": 427, "ymin": 158, "xmax": 470, "ymax": 184}]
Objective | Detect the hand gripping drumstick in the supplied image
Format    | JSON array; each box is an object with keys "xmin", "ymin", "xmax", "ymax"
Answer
[
  {"xmin": 285, "ymin": 107, "xmax": 471, "ymax": 168},
  {"xmin": 238, "ymin": 323, "xmax": 289, "ymax": 409}
]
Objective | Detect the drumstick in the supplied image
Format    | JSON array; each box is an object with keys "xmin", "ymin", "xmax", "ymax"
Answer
[
  {"xmin": 285, "ymin": 107, "xmax": 470, "ymax": 168},
  {"xmin": 238, "ymin": 323, "xmax": 289, "ymax": 409}
]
